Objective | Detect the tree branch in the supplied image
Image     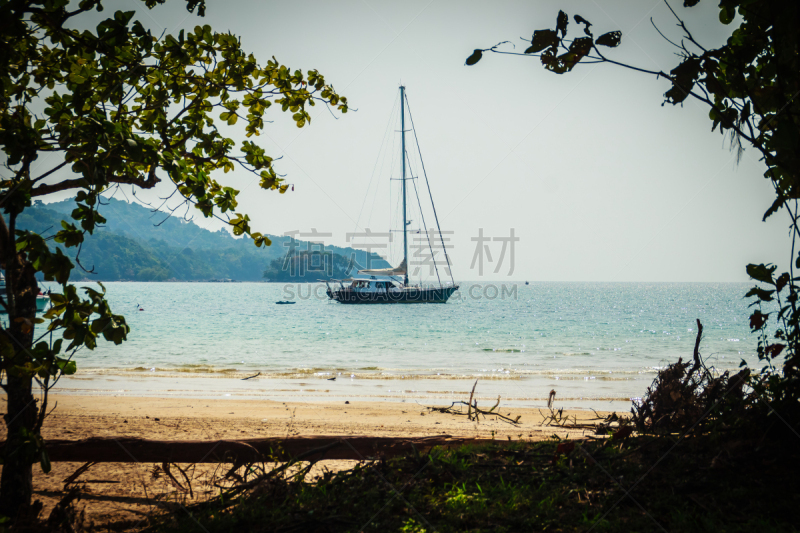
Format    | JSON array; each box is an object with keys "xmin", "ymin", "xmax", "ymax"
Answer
[
  {"xmin": 31, "ymin": 160, "xmax": 70, "ymax": 184},
  {"xmin": 31, "ymin": 167, "xmax": 160, "ymax": 197}
]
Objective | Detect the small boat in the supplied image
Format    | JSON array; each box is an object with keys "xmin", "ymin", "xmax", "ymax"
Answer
[
  {"xmin": 326, "ymin": 86, "xmax": 459, "ymax": 305},
  {"xmin": 36, "ymin": 293, "xmax": 49, "ymax": 312},
  {"xmin": 275, "ymin": 301, "xmax": 296, "ymax": 305}
]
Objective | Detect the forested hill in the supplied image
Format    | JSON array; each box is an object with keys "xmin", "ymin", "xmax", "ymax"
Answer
[{"xmin": 15, "ymin": 198, "xmax": 389, "ymax": 281}]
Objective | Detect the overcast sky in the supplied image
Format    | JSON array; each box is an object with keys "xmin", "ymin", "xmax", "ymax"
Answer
[{"xmin": 41, "ymin": 0, "xmax": 790, "ymax": 282}]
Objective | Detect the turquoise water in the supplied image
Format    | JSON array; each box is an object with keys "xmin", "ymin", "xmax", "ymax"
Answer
[{"xmin": 42, "ymin": 282, "xmax": 758, "ymax": 409}]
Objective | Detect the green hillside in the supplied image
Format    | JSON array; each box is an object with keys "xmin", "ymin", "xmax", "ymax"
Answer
[
  {"xmin": 263, "ymin": 249, "xmax": 358, "ymax": 282},
  {"xmin": 13, "ymin": 198, "xmax": 389, "ymax": 281},
  {"xmin": 37, "ymin": 197, "xmax": 269, "ymax": 251}
]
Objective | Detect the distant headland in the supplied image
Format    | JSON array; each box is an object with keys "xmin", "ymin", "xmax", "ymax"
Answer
[{"xmin": 20, "ymin": 198, "xmax": 389, "ymax": 282}]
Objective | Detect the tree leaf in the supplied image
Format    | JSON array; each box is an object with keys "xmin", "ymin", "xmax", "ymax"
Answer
[
  {"xmin": 775, "ymin": 272, "xmax": 791, "ymax": 292},
  {"xmin": 574, "ymin": 15, "xmax": 593, "ymax": 36},
  {"xmin": 763, "ymin": 194, "xmax": 784, "ymax": 222},
  {"xmin": 719, "ymin": 6, "xmax": 735, "ymax": 24},
  {"xmin": 40, "ymin": 449, "xmax": 51, "ymax": 474},
  {"xmin": 528, "ymin": 29, "xmax": 558, "ymax": 54},
  {"xmin": 569, "ymin": 37, "xmax": 593, "ymax": 57},
  {"xmin": 540, "ymin": 51, "xmax": 568, "ymax": 74},
  {"xmin": 744, "ymin": 287, "xmax": 774, "ymax": 302},
  {"xmin": 665, "ymin": 57, "xmax": 701, "ymax": 104},
  {"xmin": 765, "ymin": 343, "xmax": 786, "ymax": 359},
  {"xmin": 465, "ymin": 49, "xmax": 483, "ymax": 66},
  {"xmin": 749, "ymin": 311, "xmax": 768, "ymax": 330},
  {"xmin": 746, "ymin": 263, "xmax": 776, "ymax": 284},
  {"xmin": 556, "ymin": 10, "xmax": 568, "ymax": 37},
  {"xmin": 596, "ymin": 31, "xmax": 621, "ymax": 47},
  {"xmin": 56, "ymin": 358, "xmax": 77, "ymax": 375},
  {"xmin": 574, "ymin": 14, "xmax": 591, "ymax": 26}
]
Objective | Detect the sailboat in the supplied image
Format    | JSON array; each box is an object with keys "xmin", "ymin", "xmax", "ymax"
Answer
[{"xmin": 325, "ymin": 86, "xmax": 459, "ymax": 304}]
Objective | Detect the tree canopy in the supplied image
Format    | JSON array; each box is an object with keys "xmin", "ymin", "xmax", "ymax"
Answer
[{"xmin": 0, "ymin": 0, "xmax": 348, "ymax": 517}]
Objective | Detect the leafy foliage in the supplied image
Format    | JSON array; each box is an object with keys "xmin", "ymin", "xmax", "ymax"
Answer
[
  {"xmin": 0, "ymin": 0, "xmax": 348, "ymax": 516},
  {"xmin": 468, "ymin": 0, "xmax": 800, "ymax": 416},
  {"xmin": 155, "ymin": 437, "xmax": 800, "ymax": 532}
]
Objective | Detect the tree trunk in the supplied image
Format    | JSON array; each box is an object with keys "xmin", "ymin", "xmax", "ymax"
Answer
[
  {"xmin": 0, "ymin": 373, "xmax": 37, "ymax": 518},
  {"xmin": 0, "ymin": 251, "xmax": 40, "ymax": 519}
]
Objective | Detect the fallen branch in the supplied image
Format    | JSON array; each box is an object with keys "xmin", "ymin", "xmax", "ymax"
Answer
[
  {"xmin": 687, "ymin": 319, "xmax": 705, "ymax": 380},
  {"xmin": 467, "ymin": 380, "xmax": 478, "ymax": 420},
  {"xmin": 423, "ymin": 380, "xmax": 521, "ymax": 425},
  {"xmin": 25, "ymin": 435, "xmax": 511, "ymax": 464},
  {"xmin": 62, "ymin": 461, "xmax": 97, "ymax": 489},
  {"xmin": 539, "ymin": 408, "xmax": 627, "ymax": 434},
  {"xmin": 425, "ymin": 401, "xmax": 521, "ymax": 425},
  {"xmin": 539, "ymin": 407, "xmax": 575, "ymax": 428}
]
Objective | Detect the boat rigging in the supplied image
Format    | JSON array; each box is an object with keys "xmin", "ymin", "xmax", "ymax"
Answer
[{"xmin": 326, "ymin": 86, "xmax": 459, "ymax": 304}]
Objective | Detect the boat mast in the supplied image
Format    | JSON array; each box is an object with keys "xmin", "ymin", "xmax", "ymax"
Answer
[{"xmin": 400, "ymin": 85, "xmax": 409, "ymax": 287}]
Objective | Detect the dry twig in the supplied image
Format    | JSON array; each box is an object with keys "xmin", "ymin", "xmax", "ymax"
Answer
[{"xmin": 422, "ymin": 380, "xmax": 521, "ymax": 424}]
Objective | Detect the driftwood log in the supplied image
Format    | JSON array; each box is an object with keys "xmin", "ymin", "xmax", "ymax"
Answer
[{"xmin": 14, "ymin": 435, "xmax": 498, "ymax": 464}]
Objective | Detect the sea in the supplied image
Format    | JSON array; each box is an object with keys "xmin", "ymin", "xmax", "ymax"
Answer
[{"xmin": 38, "ymin": 281, "xmax": 759, "ymax": 412}]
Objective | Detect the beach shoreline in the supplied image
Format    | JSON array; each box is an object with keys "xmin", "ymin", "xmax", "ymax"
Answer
[{"xmin": 52, "ymin": 371, "xmax": 639, "ymax": 413}]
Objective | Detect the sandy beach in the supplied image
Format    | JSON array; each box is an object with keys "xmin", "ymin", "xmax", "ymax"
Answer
[
  {"xmin": 1, "ymin": 394, "xmax": 618, "ymax": 528},
  {"xmin": 26, "ymin": 394, "xmax": 616, "ymax": 440}
]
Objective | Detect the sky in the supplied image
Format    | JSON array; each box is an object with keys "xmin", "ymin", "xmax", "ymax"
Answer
[{"xmin": 39, "ymin": 0, "xmax": 791, "ymax": 282}]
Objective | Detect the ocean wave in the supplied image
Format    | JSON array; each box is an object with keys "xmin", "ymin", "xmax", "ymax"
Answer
[
  {"xmin": 70, "ymin": 365, "xmax": 663, "ymax": 382},
  {"xmin": 56, "ymin": 387, "xmax": 634, "ymax": 403},
  {"xmin": 127, "ymin": 366, "xmax": 242, "ymax": 374}
]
